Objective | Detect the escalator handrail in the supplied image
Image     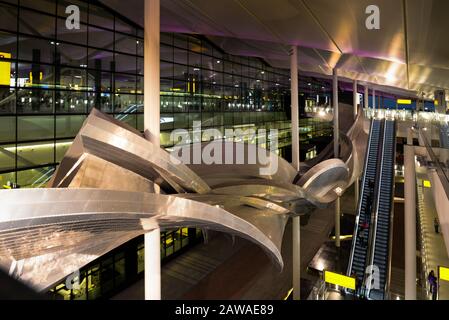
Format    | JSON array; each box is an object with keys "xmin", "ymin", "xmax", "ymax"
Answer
[
  {"xmin": 385, "ymin": 121, "xmax": 397, "ymax": 299},
  {"xmin": 347, "ymin": 118, "xmax": 375, "ymax": 277}
]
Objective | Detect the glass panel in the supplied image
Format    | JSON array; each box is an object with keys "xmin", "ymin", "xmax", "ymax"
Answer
[
  {"xmin": 18, "ymin": 116, "xmax": 54, "ymax": 141},
  {"xmin": 87, "ymin": 92, "xmax": 112, "ymax": 113},
  {"xmin": 0, "ymin": 144, "xmax": 15, "ymax": 171},
  {"xmin": 0, "ymin": 117, "xmax": 15, "ymax": 142},
  {"xmin": 89, "ymin": 4, "xmax": 113, "ymax": 30},
  {"xmin": 55, "ymin": 139, "xmax": 72, "ymax": 162},
  {"xmin": 0, "ymin": 3, "xmax": 17, "ymax": 32},
  {"xmin": 21, "ymin": 0, "xmax": 55, "ymax": 13},
  {"xmin": 17, "ymin": 89, "xmax": 53, "ymax": 113},
  {"xmin": 57, "ymin": 18, "xmax": 87, "ymax": 45},
  {"xmin": 115, "ymin": 73, "xmax": 136, "ymax": 93},
  {"xmin": 87, "ymin": 49, "xmax": 114, "ymax": 71},
  {"xmin": 160, "ymin": 44, "xmax": 173, "ymax": 62},
  {"xmin": 137, "ymin": 247, "xmax": 144, "ymax": 274},
  {"xmin": 114, "ymin": 94, "xmax": 136, "ymax": 113},
  {"xmin": 16, "ymin": 141, "xmax": 54, "ymax": 169},
  {"xmin": 114, "ymin": 258, "xmax": 126, "ymax": 287},
  {"xmin": 17, "ymin": 165, "xmax": 55, "ymax": 188},
  {"xmin": 56, "ymin": 115, "xmax": 85, "ymax": 138},
  {"xmin": 59, "ymin": 67, "xmax": 86, "ymax": 90},
  {"xmin": 56, "ymin": 90, "xmax": 86, "ymax": 113},
  {"xmin": 88, "ymin": 27, "xmax": 113, "ymax": 50},
  {"xmin": 0, "ymin": 31, "xmax": 17, "ymax": 59},
  {"xmin": 0, "ymin": 171, "xmax": 15, "ymax": 189},
  {"xmin": 17, "ymin": 63, "xmax": 54, "ymax": 89},
  {"xmin": 19, "ymin": 10, "xmax": 55, "ymax": 38},
  {"xmin": 114, "ymin": 54, "xmax": 136, "ymax": 74},
  {"xmin": 115, "ymin": 19, "xmax": 135, "ymax": 36},
  {"xmin": 87, "ymin": 269, "xmax": 101, "ymax": 300},
  {"xmin": 56, "ymin": 43, "xmax": 87, "ymax": 67},
  {"xmin": 115, "ymin": 34, "xmax": 137, "ymax": 55},
  {"xmin": 19, "ymin": 37, "xmax": 57, "ymax": 63},
  {"xmin": 115, "ymin": 113, "xmax": 136, "ymax": 129},
  {"xmin": 0, "ymin": 88, "xmax": 16, "ymax": 114}
]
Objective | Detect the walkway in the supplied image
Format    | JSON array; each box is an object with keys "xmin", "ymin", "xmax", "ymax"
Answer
[{"xmin": 417, "ymin": 170, "xmax": 449, "ymax": 299}]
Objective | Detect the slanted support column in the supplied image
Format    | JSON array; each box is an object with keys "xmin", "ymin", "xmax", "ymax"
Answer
[
  {"xmin": 290, "ymin": 46, "xmax": 301, "ymax": 300},
  {"xmin": 333, "ymin": 69, "xmax": 339, "ymax": 158},
  {"xmin": 333, "ymin": 68, "xmax": 341, "ymax": 248},
  {"xmin": 364, "ymin": 85, "xmax": 369, "ymax": 109},
  {"xmin": 353, "ymin": 80, "xmax": 359, "ymax": 210},
  {"xmin": 407, "ymin": 127, "xmax": 414, "ymax": 146},
  {"xmin": 353, "ymin": 79, "xmax": 358, "ymax": 119},
  {"xmin": 144, "ymin": 0, "xmax": 161, "ymax": 301},
  {"xmin": 404, "ymin": 145, "xmax": 417, "ymax": 300}
]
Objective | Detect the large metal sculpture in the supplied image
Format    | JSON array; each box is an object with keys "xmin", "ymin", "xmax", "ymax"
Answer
[{"xmin": 0, "ymin": 106, "xmax": 367, "ymax": 292}]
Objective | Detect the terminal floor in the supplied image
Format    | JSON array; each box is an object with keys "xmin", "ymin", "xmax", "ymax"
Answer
[
  {"xmin": 418, "ymin": 171, "xmax": 449, "ymax": 300},
  {"xmin": 112, "ymin": 186, "xmax": 357, "ymax": 300}
]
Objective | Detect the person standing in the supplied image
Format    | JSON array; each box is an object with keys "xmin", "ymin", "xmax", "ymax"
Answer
[
  {"xmin": 428, "ymin": 270, "xmax": 438, "ymax": 300},
  {"xmin": 434, "ymin": 217, "xmax": 440, "ymax": 234}
]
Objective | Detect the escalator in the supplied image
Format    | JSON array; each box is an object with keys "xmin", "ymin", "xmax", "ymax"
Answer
[
  {"xmin": 366, "ymin": 120, "xmax": 396, "ymax": 300},
  {"xmin": 347, "ymin": 119, "xmax": 383, "ymax": 285},
  {"xmin": 347, "ymin": 118, "xmax": 396, "ymax": 299}
]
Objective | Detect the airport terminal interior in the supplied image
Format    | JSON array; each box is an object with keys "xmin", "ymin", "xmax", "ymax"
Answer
[{"xmin": 0, "ymin": 0, "xmax": 449, "ymax": 301}]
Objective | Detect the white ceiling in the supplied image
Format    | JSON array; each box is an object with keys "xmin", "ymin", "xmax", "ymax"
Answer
[{"xmin": 101, "ymin": 0, "xmax": 449, "ymax": 99}]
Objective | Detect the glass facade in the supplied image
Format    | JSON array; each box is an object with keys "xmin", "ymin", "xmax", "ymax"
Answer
[
  {"xmin": 49, "ymin": 228, "xmax": 202, "ymax": 300},
  {"xmin": 0, "ymin": 0, "xmax": 333, "ymax": 186}
]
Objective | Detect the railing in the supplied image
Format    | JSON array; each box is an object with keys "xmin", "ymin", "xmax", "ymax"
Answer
[{"xmin": 346, "ymin": 119, "xmax": 375, "ymax": 277}]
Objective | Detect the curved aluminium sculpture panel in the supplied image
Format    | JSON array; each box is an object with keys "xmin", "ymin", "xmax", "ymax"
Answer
[
  {"xmin": 0, "ymin": 105, "xmax": 368, "ymax": 293},
  {"xmin": 0, "ymin": 188, "xmax": 284, "ymax": 291}
]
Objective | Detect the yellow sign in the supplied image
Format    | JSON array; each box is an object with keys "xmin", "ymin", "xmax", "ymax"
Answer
[
  {"xmin": 423, "ymin": 180, "xmax": 431, "ymax": 188},
  {"xmin": 397, "ymin": 99, "xmax": 412, "ymax": 105},
  {"xmin": 29, "ymin": 72, "xmax": 43, "ymax": 84},
  {"xmin": 0, "ymin": 52, "xmax": 11, "ymax": 86},
  {"xmin": 324, "ymin": 270, "xmax": 356, "ymax": 290},
  {"xmin": 439, "ymin": 266, "xmax": 449, "ymax": 282}
]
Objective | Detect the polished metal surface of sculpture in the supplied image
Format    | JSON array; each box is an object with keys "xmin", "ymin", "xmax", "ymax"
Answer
[{"xmin": 0, "ymin": 105, "xmax": 368, "ymax": 291}]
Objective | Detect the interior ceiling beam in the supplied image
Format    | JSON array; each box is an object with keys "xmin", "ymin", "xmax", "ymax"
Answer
[
  {"xmin": 233, "ymin": 0, "xmax": 290, "ymax": 55},
  {"xmin": 300, "ymin": 0, "xmax": 376, "ymax": 84},
  {"xmin": 402, "ymin": 0, "xmax": 411, "ymax": 91}
]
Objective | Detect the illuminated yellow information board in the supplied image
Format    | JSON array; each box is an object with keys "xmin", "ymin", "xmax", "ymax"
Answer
[
  {"xmin": 423, "ymin": 180, "xmax": 431, "ymax": 188},
  {"xmin": 324, "ymin": 270, "xmax": 356, "ymax": 290},
  {"xmin": 397, "ymin": 99, "xmax": 412, "ymax": 105},
  {"xmin": 0, "ymin": 52, "xmax": 11, "ymax": 86},
  {"xmin": 439, "ymin": 266, "xmax": 449, "ymax": 282}
]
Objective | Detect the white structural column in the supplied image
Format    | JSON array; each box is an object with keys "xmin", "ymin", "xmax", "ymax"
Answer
[
  {"xmin": 290, "ymin": 47, "xmax": 300, "ymax": 172},
  {"xmin": 290, "ymin": 46, "xmax": 301, "ymax": 300},
  {"xmin": 407, "ymin": 127, "xmax": 414, "ymax": 146},
  {"xmin": 333, "ymin": 69, "xmax": 341, "ymax": 248},
  {"xmin": 404, "ymin": 145, "xmax": 417, "ymax": 300},
  {"xmin": 144, "ymin": 0, "xmax": 161, "ymax": 301},
  {"xmin": 364, "ymin": 85, "xmax": 369, "ymax": 109},
  {"xmin": 353, "ymin": 79, "xmax": 358, "ymax": 119},
  {"xmin": 333, "ymin": 69, "xmax": 339, "ymax": 158},
  {"xmin": 353, "ymin": 80, "xmax": 359, "ymax": 210},
  {"xmin": 372, "ymin": 88, "xmax": 376, "ymax": 110}
]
